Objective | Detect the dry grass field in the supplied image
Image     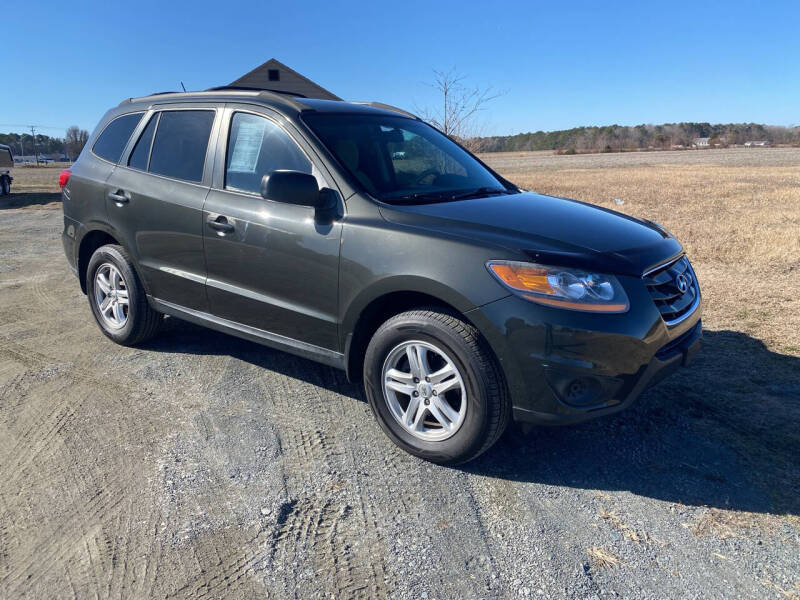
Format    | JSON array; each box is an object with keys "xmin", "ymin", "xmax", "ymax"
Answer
[
  {"xmin": 483, "ymin": 147, "xmax": 800, "ymax": 514},
  {"xmin": 482, "ymin": 148, "xmax": 800, "ymax": 357},
  {"xmin": 1, "ymin": 152, "xmax": 798, "ymax": 599},
  {"xmin": 0, "ymin": 163, "xmax": 65, "ymax": 208}
]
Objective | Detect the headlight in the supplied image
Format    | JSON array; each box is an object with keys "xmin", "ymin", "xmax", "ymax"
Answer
[{"xmin": 486, "ymin": 261, "xmax": 629, "ymax": 313}]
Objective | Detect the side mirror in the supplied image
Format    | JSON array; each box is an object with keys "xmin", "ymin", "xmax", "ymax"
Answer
[{"xmin": 260, "ymin": 170, "xmax": 321, "ymax": 208}]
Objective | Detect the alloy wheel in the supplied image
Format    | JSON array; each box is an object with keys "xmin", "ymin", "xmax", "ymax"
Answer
[
  {"xmin": 94, "ymin": 263, "xmax": 129, "ymax": 329},
  {"xmin": 381, "ymin": 340, "xmax": 467, "ymax": 441}
]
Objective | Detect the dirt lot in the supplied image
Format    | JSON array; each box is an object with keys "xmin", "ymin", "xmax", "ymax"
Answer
[{"xmin": 1, "ymin": 153, "xmax": 798, "ymax": 599}]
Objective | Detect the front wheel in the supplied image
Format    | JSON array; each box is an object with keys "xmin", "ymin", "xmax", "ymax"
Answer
[
  {"xmin": 0, "ymin": 176, "xmax": 9, "ymax": 196},
  {"xmin": 363, "ymin": 309, "xmax": 510, "ymax": 465}
]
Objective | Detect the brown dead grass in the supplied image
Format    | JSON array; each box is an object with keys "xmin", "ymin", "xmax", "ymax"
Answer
[
  {"xmin": 483, "ymin": 149, "xmax": 800, "ymax": 518},
  {"xmin": 761, "ymin": 579, "xmax": 800, "ymax": 600},
  {"xmin": 0, "ymin": 164, "xmax": 65, "ymax": 209},
  {"xmin": 587, "ymin": 546, "xmax": 622, "ymax": 570},
  {"xmin": 483, "ymin": 153, "xmax": 800, "ymax": 357},
  {"xmin": 599, "ymin": 509, "xmax": 646, "ymax": 544},
  {"xmin": 692, "ymin": 508, "xmax": 778, "ymax": 539}
]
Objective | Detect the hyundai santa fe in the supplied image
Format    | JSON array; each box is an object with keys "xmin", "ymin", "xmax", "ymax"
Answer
[{"xmin": 60, "ymin": 89, "xmax": 702, "ymax": 464}]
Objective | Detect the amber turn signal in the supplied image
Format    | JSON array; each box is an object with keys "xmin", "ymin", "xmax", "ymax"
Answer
[{"xmin": 487, "ymin": 263, "xmax": 556, "ymax": 295}]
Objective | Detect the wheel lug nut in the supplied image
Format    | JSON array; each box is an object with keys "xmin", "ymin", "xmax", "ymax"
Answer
[
  {"xmin": 413, "ymin": 391, "xmax": 419, "ymax": 397},
  {"xmin": 413, "ymin": 377, "xmax": 419, "ymax": 383},
  {"xmin": 425, "ymin": 377, "xmax": 430, "ymax": 382},
  {"xmin": 432, "ymin": 390, "xmax": 437, "ymax": 396},
  {"xmin": 424, "ymin": 398, "xmax": 430, "ymax": 405}
]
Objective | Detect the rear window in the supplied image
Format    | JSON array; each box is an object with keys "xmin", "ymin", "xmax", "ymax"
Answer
[
  {"xmin": 148, "ymin": 110, "xmax": 215, "ymax": 182},
  {"xmin": 92, "ymin": 113, "xmax": 143, "ymax": 163},
  {"xmin": 128, "ymin": 113, "xmax": 158, "ymax": 171}
]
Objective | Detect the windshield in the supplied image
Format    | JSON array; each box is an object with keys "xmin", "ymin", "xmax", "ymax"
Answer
[{"xmin": 302, "ymin": 113, "xmax": 513, "ymax": 204}]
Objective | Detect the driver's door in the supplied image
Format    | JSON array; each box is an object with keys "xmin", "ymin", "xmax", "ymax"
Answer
[{"xmin": 202, "ymin": 106, "xmax": 343, "ymax": 351}]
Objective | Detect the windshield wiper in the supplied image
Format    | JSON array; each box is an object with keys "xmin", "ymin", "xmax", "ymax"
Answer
[
  {"xmin": 449, "ymin": 187, "xmax": 512, "ymax": 201},
  {"xmin": 388, "ymin": 187, "xmax": 515, "ymax": 205},
  {"xmin": 389, "ymin": 191, "xmax": 453, "ymax": 204}
]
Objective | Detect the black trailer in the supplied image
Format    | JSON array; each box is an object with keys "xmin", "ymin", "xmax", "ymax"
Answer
[{"xmin": 0, "ymin": 143, "xmax": 13, "ymax": 195}]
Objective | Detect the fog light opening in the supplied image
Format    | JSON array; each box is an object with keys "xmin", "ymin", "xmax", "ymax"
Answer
[{"xmin": 564, "ymin": 377, "xmax": 598, "ymax": 407}]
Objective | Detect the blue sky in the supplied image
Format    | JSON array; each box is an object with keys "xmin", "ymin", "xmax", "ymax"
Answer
[{"xmin": 2, "ymin": 0, "xmax": 798, "ymax": 137}]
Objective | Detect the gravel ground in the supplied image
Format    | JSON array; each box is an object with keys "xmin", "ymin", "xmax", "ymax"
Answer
[{"xmin": 1, "ymin": 191, "xmax": 798, "ymax": 598}]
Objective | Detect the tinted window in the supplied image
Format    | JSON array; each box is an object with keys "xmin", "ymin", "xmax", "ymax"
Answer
[
  {"xmin": 303, "ymin": 113, "xmax": 505, "ymax": 203},
  {"xmin": 148, "ymin": 110, "xmax": 215, "ymax": 182},
  {"xmin": 225, "ymin": 112, "xmax": 312, "ymax": 194},
  {"xmin": 128, "ymin": 113, "xmax": 158, "ymax": 171},
  {"xmin": 92, "ymin": 113, "xmax": 143, "ymax": 163}
]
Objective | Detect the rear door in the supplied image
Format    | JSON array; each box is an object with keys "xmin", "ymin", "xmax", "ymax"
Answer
[
  {"xmin": 105, "ymin": 104, "xmax": 221, "ymax": 311},
  {"xmin": 202, "ymin": 105, "xmax": 343, "ymax": 351}
]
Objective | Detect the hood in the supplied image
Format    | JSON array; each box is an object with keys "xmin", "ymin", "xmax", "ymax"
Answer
[{"xmin": 379, "ymin": 191, "xmax": 683, "ymax": 276}]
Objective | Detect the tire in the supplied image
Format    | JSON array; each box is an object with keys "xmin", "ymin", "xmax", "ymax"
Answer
[
  {"xmin": 0, "ymin": 176, "xmax": 9, "ymax": 196},
  {"xmin": 86, "ymin": 244, "xmax": 162, "ymax": 345},
  {"xmin": 363, "ymin": 308, "xmax": 510, "ymax": 465}
]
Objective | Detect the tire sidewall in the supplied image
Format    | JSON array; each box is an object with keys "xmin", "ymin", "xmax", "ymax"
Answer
[
  {"xmin": 86, "ymin": 245, "xmax": 142, "ymax": 344},
  {"xmin": 364, "ymin": 314, "xmax": 491, "ymax": 463}
]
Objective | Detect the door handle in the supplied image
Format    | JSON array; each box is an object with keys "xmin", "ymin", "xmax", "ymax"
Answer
[
  {"xmin": 207, "ymin": 215, "xmax": 235, "ymax": 233},
  {"xmin": 108, "ymin": 190, "xmax": 129, "ymax": 204}
]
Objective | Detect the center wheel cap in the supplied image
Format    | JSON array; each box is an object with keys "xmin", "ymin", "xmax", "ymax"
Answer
[{"xmin": 417, "ymin": 382, "xmax": 433, "ymax": 397}]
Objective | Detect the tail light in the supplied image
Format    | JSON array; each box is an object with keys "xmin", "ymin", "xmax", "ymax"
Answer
[{"xmin": 59, "ymin": 169, "xmax": 71, "ymax": 189}]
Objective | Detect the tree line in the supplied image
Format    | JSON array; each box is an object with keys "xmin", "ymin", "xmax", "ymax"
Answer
[
  {"xmin": 0, "ymin": 126, "xmax": 89, "ymax": 161},
  {"xmin": 475, "ymin": 122, "xmax": 800, "ymax": 153}
]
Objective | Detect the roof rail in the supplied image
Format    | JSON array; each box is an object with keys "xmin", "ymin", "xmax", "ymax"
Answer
[
  {"xmin": 119, "ymin": 88, "xmax": 309, "ymax": 111},
  {"xmin": 352, "ymin": 102, "xmax": 420, "ymax": 120},
  {"xmin": 205, "ymin": 85, "xmax": 307, "ymax": 98}
]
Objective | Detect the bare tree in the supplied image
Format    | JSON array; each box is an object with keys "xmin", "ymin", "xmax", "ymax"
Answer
[
  {"xmin": 65, "ymin": 126, "xmax": 89, "ymax": 161},
  {"xmin": 417, "ymin": 68, "xmax": 502, "ymax": 152}
]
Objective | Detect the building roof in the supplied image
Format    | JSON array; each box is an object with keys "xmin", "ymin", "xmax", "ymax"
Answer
[{"xmin": 229, "ymin": 58, "xmax": 342, "ymax": 101}]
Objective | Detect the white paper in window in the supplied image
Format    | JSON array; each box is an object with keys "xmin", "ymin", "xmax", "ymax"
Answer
[{"xmin": 228, "ymin": 117, "xmax": 266, "ymax": 173}]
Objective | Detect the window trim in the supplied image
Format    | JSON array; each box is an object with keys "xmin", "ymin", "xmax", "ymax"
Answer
[
  {"xmin": 90, "ymin": 111, "xmax": 145, "ymax": 165},
  {"xmin": 221, "ymin": 108, "xmax": 319, "ymax": 198},
  {"xmin": 126, "ymin": 112, "xmax": 161, "ymax": 172},
  {"xmin": 114, "ymin": 103, "xmax": 222, "ymax": 188}
]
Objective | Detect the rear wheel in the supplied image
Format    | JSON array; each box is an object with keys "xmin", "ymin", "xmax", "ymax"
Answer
[
  {"xmin": 363, "ymin": 309, "xmax": 510, "ymax": 465},
  {"xmin": 86, "ymin": 244, "xmax": 162, "ymax": 345},
  {"xmin": 0, "ymin": 176, "xmax": 9, "ymax": 196}
]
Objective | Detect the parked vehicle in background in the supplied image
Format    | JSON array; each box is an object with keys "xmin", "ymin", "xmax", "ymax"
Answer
[
  {"xmin": 60, "ymin": 89, "xmax": 702, "ymax": 464},
  {"xmin": 0, "ymin": 143, "xmax": 14, "ymax": 196}
]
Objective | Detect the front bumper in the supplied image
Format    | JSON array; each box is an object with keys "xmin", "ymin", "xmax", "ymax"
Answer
[
  {"xmin": 513, "ymin": 319, "xmax": 701, "ymax": 424},
  {"xmin": 468, "ymin": 275, "xmax": 702, "ymax": 424}
]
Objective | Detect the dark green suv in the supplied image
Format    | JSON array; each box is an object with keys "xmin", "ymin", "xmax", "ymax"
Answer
[{"xmin": 60, "ymin": 89, "xmax": 701, "ymax": 464}]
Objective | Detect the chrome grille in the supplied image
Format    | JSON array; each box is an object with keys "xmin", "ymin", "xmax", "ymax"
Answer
[{"xmin": 643, "ymin": 256, "xmax": 699, "ymax": 325}]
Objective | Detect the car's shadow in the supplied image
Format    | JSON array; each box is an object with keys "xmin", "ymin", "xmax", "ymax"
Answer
[
  {"xmin": 466, "ymin": 329, "xmax": 800, "ymax": 517},
  {"xmin": 0, "ymin": 192, "xmax": 62, "ymax": 210},
  {"xmin": 142, "ymin": 320, "xmax": 799, "ymax": 516}
]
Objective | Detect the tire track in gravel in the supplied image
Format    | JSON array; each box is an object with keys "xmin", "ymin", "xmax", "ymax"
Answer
[
  {"xmin": 0, "ymin": 327, "xmax": 180, "ymax": 600},
  {"xmin": 165, "ymin": 529, "xmax": 274, "ymax": 600},
  {"xmin": 0, "ymin": 339, "xmax": 144, "ymax": 488},
  {"xmin": 1, "ymin": 476, "xmax": 127, "ymax": 596}
]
